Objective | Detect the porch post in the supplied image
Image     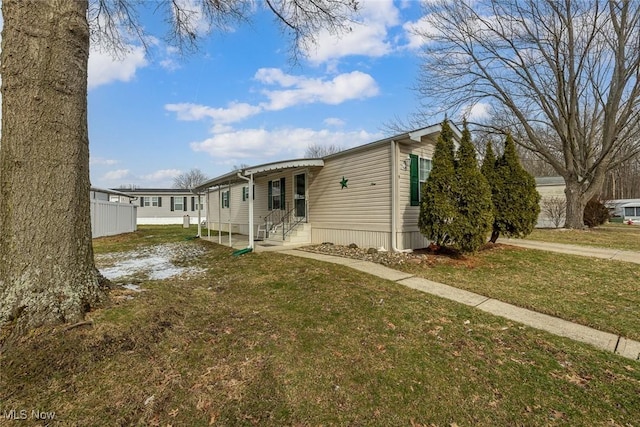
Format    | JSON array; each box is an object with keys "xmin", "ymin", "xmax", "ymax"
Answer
[
  {"xmin": 207, "ymin": 189, "xmax": 211, "ymax": 238},
  {"xmin": 236, "ymin": 171, "xmax": 253, "ymax": 250},
  {"xmin": 228, "ymin": 180, "xmax": 232, "ymax": 247},
  {"xmin": 196, "ymin": 192, "xmax": 202, "ymax": 238},
  {"xmin": 218, "ymin": 186, "xmax": 222, "ymax": 244},
  {"xmin": 248, "ymin": 174, "xmax": 254, "ymax": 249}
]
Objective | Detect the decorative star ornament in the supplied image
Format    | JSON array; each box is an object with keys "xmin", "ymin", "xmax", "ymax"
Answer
[{"xmin": 340, "ymin": 176, "xmax": 348, "ymax": 189}]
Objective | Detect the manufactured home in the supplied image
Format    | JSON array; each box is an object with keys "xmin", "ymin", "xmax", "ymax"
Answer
[
  {"xmin": 194, "ymin": 123, "xmax": 462, "ymax": 251},
  {"xmin": 117, "ymin": 188, "xmax": 207, "ymax": 225},
  {"xmin": 607, "ymin": 199, "xmax": 640, "ymax": 223},
  {"xmin": 535, "ymin": 176, "xmax": 566, "ymax": 228}
]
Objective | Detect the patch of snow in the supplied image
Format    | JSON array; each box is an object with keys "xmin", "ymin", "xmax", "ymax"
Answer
[
  {"xmin": 122, "ymin": 283, "xmax": 143, "ymax": 292},
  {"xmin": 96, "ymin": 243, "xmax": 206, "ymax": 281}
]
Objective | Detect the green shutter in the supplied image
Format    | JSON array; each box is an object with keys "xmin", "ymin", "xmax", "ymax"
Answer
[
  {"xmin": 191, "ymin": 196, "xmax": 195, "ymax": 211},
  {"xmin": 268, "ymin": 181, "xmax": 272, "ymax": 210},
  {"xmin": 220, "ymin": 192, "xmax": 224, "ymax": 208},
  {"xmin": 170, "ymin": 196, "xmax": 175, "ymax": 211},
  {"xmin": 410, "ymin": 154, "xmax": 419, "ymax": 206},
  {"xmin": 183, "ymin": 197, "xmax": 188, "ymax": 211},
  {"xmin": 158, "ymin": 197, "xmax": 162, "ymax": 208},
  {"xmin": 140, "ymin": 197, "xmax": 145, "ymax": 207},
  {"xmin": 280, "ymin": 177, "xmax": 285, "ymax": 210},
  {"xmin": 242, "ymin": 187, "xmax": 246, "ymax": 201}
]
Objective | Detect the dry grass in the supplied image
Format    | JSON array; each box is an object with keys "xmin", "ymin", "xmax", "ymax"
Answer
[
  {"xmin": 1, "ymin": 226, "xmax": 638, "ymax": 426},
  {"xmin": 527, "ymin": 223, "xmax": 640, "ymax": 252},
  {"xmin": 394, "ymin": 243, "xmax": 640, "ymax": 342}
]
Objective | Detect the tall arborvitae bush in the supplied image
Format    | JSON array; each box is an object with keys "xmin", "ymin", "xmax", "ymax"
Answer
[
  {"xmin": 419, "ymin": 120, "xmax": 457, "ymax": 246},
  {"xmin": 485, "ymin": 134, "xmax": 541, "ymax": 243},
  {"xmin": 480, "ymin": 141, "xmax": 497, "ymax": 187},
  {"xmin": 449, "ymin": 122, "xmax": 493, "ymax": 252}
]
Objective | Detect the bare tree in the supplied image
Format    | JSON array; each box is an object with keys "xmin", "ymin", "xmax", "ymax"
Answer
[
  {"xmin": 304, "ymin": 143, "xmax": 343, "ymax": 157},
  {"xmin": 232, "ymin": 163, "xmax": 251, "ymax": 171},
  {"xmin": 542, "ymin": 196, "xmax": 567, "ymax": 229},
  {"xmin": 173, "ymin": 168, "xmax": 209, "ymax": 189},
  {"xmin": 413, "ymin": 0, "xmax": 640, "ymax": 228},
  {"xmin": 0, "ymin": 0, "xmax": 360, "ymax": 335}
]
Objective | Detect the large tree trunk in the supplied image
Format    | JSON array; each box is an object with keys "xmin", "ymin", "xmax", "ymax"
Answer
[
  {"xmin": 0, "ymin": 0, "xmax": 102, "ymax": 334},
  {"xmin": 563, "ymin": 179, "xmax": 588, "ymax": 229}
]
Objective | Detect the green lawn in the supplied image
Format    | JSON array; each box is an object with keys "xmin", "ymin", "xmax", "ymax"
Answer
[
  {"xmin": 527, "ymin": 223, "xmax": 640, "ymax": 252},
  {"xmin": 1, "ymin": 226, "xmax": 638, "ymax": 426},
  {"xmin": 395, "ymin": 244, "xmax": 640, "ymax": 341}
]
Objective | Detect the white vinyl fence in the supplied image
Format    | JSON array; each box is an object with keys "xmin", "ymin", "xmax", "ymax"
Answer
[{"xmin": 91, "ymin": 199, "xmax": 137, "ymax": 238}]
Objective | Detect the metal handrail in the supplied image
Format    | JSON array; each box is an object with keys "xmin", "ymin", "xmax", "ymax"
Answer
[{"xmin": 259, "ymin": 201, "xmax": 307, "ymax": 240}]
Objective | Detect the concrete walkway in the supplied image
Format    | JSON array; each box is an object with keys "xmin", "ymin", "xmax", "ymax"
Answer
[
  {"xmin": 504, "ymin": 238, "xmax": 640, "ymax": 264},
  {"xmin": 280, "ymin": 249, "xmax": 640, "ymax": 361}
]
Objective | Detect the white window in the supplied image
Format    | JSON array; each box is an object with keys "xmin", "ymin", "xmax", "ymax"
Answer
[
  {"xmin": 196, "ymin": 196, "xmax": 204, "ymax": 210},
  {"xmin": 174, "ymin": 197, "xmax": 184, "ymax": 210},
  {"xmin": 419, "ymin": 158, "xmax": 432, "ymax": 200},
  {"xmin": 625, "ymin": 206, "xmax": 639, "ymax": 217},
  {"xmin": 143, "ymin": 196, "xmax": 161, "ymax": 207},
  {"xmin": 271, "ymin": 179, "xmax": 281, "ymax": 210}
]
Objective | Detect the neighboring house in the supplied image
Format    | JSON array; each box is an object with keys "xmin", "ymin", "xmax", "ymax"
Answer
[
  {"xmin": 118, "ymin": 188, "xmax": 207, "ymax": 225},
  {"xmin": 193, "ymin": 122, "xmax": 462, "ymax": 251},
  {"xmin": 606, "ymin": 199, "xmax": 640, "ymax": 223},
  {"xmin": 535, "ymin": 176, "xmax": 566, "ymax": 228},
  {"xmin": 90, "ymin": 187, "xmax": 137, "ymax": 238}
]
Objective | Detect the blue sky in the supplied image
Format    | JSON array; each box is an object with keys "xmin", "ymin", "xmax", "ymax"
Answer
[{"xmin": 87, "ymin": 0, "xmax": 455, "ymax": 189}]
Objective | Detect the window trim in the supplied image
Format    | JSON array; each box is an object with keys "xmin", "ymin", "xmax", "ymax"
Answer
[{"xmin": 418, "ymin": 157, "xmax": 432, "ymax": 202}]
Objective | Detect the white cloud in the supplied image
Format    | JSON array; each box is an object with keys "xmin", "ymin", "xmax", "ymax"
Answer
[
  {"xmin": 171, "ymin": 0, "xmax": 214, "ymax": 38},
  {"xmin": 324, "ymin": 117, "xmax": 346, "ymax": 127},
  {"xmin": 304, "ymin": 0, "xmax": 400, "ymax": 64},
  {"xmin": 257, "ymin": 69, "xmax": 379, "ymax": 110},
  {"xmin": 166, "ymin": 69, "xmax": 379, "ymax": 126},
  {"xmin": 461, "ymin": 102, "xmax": 492, "ymax": 121},
  {"xmin": 102, "ymin": 169, "xmax": 131, "ymax": 181},
  {"xmin": 159, "ymin": 46, "xmax": 181, "ymax": 71},
  {"xmin": 402, "ymin": 16, "xmax": 437, "ymax": 50},
  {"xmin": 165, "ymin": 102, "xmax": 262, "ymax": 124},
  {"xmin": 190, "ymin": 127, "xmax": 382, "ymax": 161},
  {"xmin": 141, "ymin": 169, "xmax": 182, "ymax": 182},
  {"xmin": 88, "ymin": 45, "xmax": 148, "ymax": 90}
]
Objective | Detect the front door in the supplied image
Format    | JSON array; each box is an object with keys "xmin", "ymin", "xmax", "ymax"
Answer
[{"xmin": 294, "ymin": 173, "xmax": 306, "ymax": 219}]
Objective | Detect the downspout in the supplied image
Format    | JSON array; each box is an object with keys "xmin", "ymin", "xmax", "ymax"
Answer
[
  {"xmin": 390, "ymin": 139, "xmax": 398, "ymax": 252},
  {"xmin": 390, "ymin": 139, "xmax": 411, "ymax": 253},
  {"xmin": 236, "ymin": 172, "xmax": 253, "ymax": 249}
]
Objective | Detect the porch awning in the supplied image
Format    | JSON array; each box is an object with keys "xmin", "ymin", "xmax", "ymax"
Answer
[{"xmin": 192, "ymin": 158, "xmax": 324, "ymax": 193}]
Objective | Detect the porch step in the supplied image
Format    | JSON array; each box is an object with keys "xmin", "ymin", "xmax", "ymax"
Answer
[{"xmin": 263, "ymin": 222, "xmax": 311, "ymax": 246}]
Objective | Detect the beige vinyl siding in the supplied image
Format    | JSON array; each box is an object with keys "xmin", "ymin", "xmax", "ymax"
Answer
[
  {"xmin": 309, "ymin": 143, "xmax": 392, "ymax": 248},
  {"xmin": 206, "ymin": 184, "xmax": 251, "ymax": 232},
  {"xmin": 203, "ymin": 170, "xmax": 308, "ymax": 235},
  {"xmin": 310, "ymin": 143, "xmax": 392, "ymax": 226}
]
